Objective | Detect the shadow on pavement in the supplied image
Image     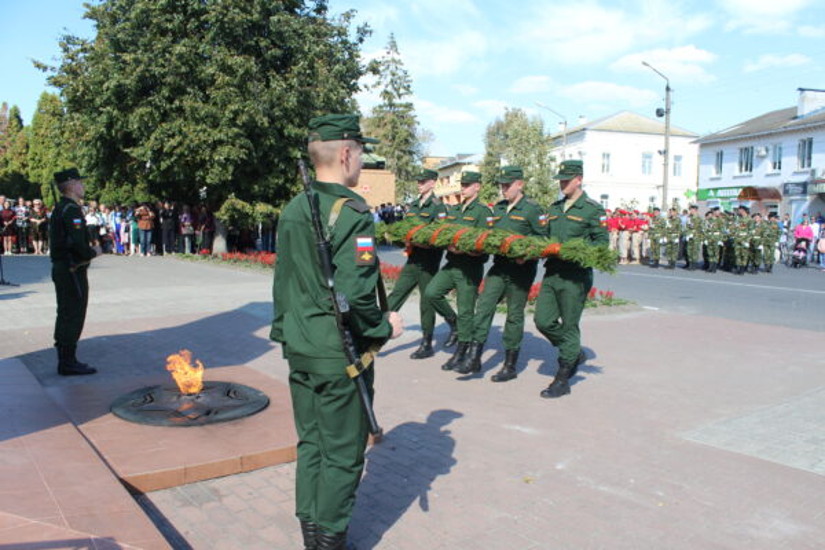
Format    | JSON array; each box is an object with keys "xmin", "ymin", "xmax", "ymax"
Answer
[{"xmin": 350, "ymin": 409, "xmax": 462, "ymax": 549}]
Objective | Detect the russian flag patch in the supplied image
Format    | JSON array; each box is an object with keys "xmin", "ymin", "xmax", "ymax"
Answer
[{"xmin": 355, "ymin": 236, "xmax": 375, "ymax": 265}]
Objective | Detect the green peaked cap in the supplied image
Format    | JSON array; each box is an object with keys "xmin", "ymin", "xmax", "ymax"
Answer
[
  {"xmin": 495, "ymin": 165, "xmax": 523, "ymax": 184},
  {"xmin": 554, "ymin": 160, "xmax": 583, "ymax": 180},
  {"xmin": 460, "ymin": 171, "xmax": 482, "ymax": 184},
  {"xmin": 308, "ymin": 114, "xmax": 379, "ymax": 144},
  {"xmin": 414, "ymin": 168, "xmax": 438, "ymax": 181},
  {"xmin": 54, "ymin": 168, "xmax": 84, "ymax": 185}
]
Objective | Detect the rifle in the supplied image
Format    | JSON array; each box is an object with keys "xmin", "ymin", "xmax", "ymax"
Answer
[{"xmin": 298, "ymin": 159, "xmax": 383, "ymax": 438}]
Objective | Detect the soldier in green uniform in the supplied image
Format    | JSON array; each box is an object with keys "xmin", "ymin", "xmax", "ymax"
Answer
[
  {"xmin": 387, "ymin": 169, "xmax": 451, "ymax": 359},
  {"xmin": 50, "ymin": 169, "xmax": 101, "ymax": 376},
  {"xmin": 454, "ymin": 166, "xmax": 547, "ymax": 380},
  {"xmin": 749, "ymin": 212, "xmax": 766, "ymax": 273},
  {"xmin": 270, "ymin": 114, "xmax": 403, "ymax": 550},
  {"xmin": 534, "ymin": 160, "xmax": 608, "ymax": 399},
  {"xmin": 647, "ymin": 207, "xmax": 662, "ymax": 267},
  {"xmin": 663, "ymin": 208, "xmax": 681, "ymax": 269},
  {"xmin": 732, "ymin": 205, "xmax": 753, "ymax": 275},
  {"xmin": 424, "ymin": 171, "xmax": 492, "ymax": 371},
  {"xmin": 763, "ymin": 213, "xmax": 781, "ymax": 273},
  {"xmin": 704, "ymin": 208, "xmax": 726, "ymax": 273},
  {"xmin": 683, "ymin": 204, "xmax": 703, "ymax": 270}
]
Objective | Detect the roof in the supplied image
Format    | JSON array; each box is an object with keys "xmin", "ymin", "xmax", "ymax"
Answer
[
  {"xmin": 437, "ymin": 153, "xmax": 482, "ymax": 169},
  {"xmin": 552, "ymin": 111, "xmax": 698, "ymax": 139},
  {"xmin": 696, "ymin": 106, "xmax": 825, "ymax": 144}
]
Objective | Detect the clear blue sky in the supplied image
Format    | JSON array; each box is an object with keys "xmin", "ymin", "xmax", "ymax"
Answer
[{"xmin": 3, "ymin": 0, "xmax": 825, "ymax": 156}]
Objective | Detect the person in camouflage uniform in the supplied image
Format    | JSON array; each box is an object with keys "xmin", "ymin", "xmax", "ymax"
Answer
[
  {"xmin": 663, "ymin": 208, "xmax": 682, "ymax": 269},
  {"xmin": 647, "ymin": 207, "xmax": 663, "ymax": 268},
  {"xmin": 703, "ymin": 208, "xmax": 726, "ymax": 273},
  {"xmin": 762, "ymin": 213, "xmax": 781, "ymax": 273},
  {"xmin": 730, "ymin": 205, "xmax": 754, "ymax": 275},
  {"xmin": 748, "ymin": 213, "xmax": 766, "ymax": 274},
  {"xmin": 683, "ymin": 204, "xmax": 703, "ymax": 270}
]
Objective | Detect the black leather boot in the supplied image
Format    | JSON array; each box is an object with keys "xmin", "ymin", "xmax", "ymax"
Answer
[
  {"xmin": 410, "ymin": 334, "xmax": 434, "ymax": 359},
  {"xmin": 316, "ymin": 530, "xmax": 348, "ymax": 550},
  {"xmin": 454, "ymin": 341, "xmax": 483, "ymax": 374},
  {"xmin": 540, "ymin": 360, "xmax": 574, "ymax": 399},
  {"xmin": 491, "ymin": 349, "xmax": 519, "ymax": 382},
  {"xmin": 442, "ymin": 342, "xmax": 468, "ymax": 371},
  {"xmin": 57, "ymin": 345, "xmax": 96, "ymax": 376},
  {"xmin": 300, "ymin": 521, "xmax": 319, "ymax": 550},
  {"xmin": 443, "ymin": 317, "xmax": 458, "ymax": 348},
  {"xmin": 569, "ymin": 349, "xmax": 586, "ymax": 378}
]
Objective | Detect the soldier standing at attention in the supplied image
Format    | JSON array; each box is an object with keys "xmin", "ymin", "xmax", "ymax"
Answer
[
  {"xmin": 386, "ymin": 169, "xmax": 451, "ymax": 359},
  {"xmin": 271, "ymin": 114, "xmax": 403, "ymax": 550},
  {"xmin": 50, "ymin": 169, "xmax": 102, "ymax": 376},
  {"xmin": 534, "ymin": 160, "xmax": 608, "ymax": 399},
  {"xmin": 647, "ymin": 207, "xmax": 663, "ymax": 268},
  {"xmin": 732, "ymin": 205, "xmax": 753, "ymax": 275},
  {"xmin": 683, "ymin": 204, "xmax": 703, "ymax": 270},
  {"xmin": 749, "ymin": 212, "xmax": 766, "ymax": 274},
  {"xmin": 424, "ymin": 171, "xmax": 492, "ymax": 372},
  {"xmin": 763, "ymin": 213, "xmax": 780, "ymax": 273},
  {"xmin": 663, "ymin": 207, "xmax": 681, "ymax": 269},
  {"xmin": 455, "ymin": 166, "xmax": 547, "ymax": 379}
]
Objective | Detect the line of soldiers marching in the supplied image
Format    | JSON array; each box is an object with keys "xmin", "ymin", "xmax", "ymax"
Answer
[{"xmin": 608, "ymin": 205, "xmax": 781, "ymax": 274}]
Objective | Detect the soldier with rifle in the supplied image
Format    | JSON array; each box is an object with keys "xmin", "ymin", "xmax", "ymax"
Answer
[
  {"xmin": 271, "ymin": 114, "xmax": 403, "ymax": 550},
  {"xmin": 50, "ymin": 169, "xmax": 102, "ymax": 376}
]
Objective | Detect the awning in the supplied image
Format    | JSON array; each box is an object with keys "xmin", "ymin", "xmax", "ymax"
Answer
[{"xmin": 738, "ymin": 186, "xmax": 781, "ymax": 201}]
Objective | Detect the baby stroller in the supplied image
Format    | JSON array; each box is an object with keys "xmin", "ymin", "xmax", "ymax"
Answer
[{"xmin": 790, "ymin": 238, "xmax": 809, "ymax": 268}]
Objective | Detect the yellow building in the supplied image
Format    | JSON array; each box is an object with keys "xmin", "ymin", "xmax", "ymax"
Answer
[{"xmin": 434, "ymin": 154, "xmax": 482, "ymax": 205}]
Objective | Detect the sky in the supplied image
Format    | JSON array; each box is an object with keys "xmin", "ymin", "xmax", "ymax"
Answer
[{"xmin": 2, "ymin": 0, "xmax": 824, "ymax": 157}]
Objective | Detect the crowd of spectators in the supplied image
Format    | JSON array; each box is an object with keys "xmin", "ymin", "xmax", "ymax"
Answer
[
  {"xmin": 373, "ymin": 203, "xmax": 407, "ymax": 224},
  {"xmin": 0, "ymin": 193, "xmax": 225, "ymax": 256}
]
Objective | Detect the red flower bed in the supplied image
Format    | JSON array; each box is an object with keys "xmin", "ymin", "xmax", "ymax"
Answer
[{"xmin": 220, "ymin": 251, "xmax": 276, "ymax": 266}]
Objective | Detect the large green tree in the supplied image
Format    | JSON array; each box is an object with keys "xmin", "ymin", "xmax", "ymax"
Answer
[
  {"xmin": 39, "ymin": 0, "xmax": 370, "ymax": 206},
  {"xmin": 480, "ymin": 108, "xmax": 556, "ymax": 207},
  {"xmin": 0, "ymin": 103, "xmax": 32, "ymax": 198},
  {"xmin": 27, "ymin": 93, "xmax": 74, "ymax": 206},
  {"xmin": 362, "ymin": 35, "xmax": 421, "ymax": 202}
]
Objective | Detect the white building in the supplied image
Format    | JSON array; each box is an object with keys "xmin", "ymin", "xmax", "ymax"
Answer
[
  {"xmin": 695, "ymin": 88, "xmax": 825, "ymax": 221},
  {"xmin": 548, "ymin": 111, "xmax": 699, "ymax": 212}
]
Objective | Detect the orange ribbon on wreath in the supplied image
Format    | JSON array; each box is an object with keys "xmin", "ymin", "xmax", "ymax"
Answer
[
  {"xmin": 474, "ymin": 231, "xmax": 492, "ymax": 253},
  {"xmin": 541, "ymin": 242, "xmax": 562, "ymax": 257},
  {"xmin": 429, "ymin": 225, "xmax": 450, "ymax": 246},
  {"xmin": 451, "ymin": 228, "xmax": 470, "ymax": 247},
  {"xmin": 404, "ymin": 224, "xmax": 427, "ymax": 255},
  {"xmin": 500, "ymin": 234, "xmax": 525, "ymax": 255}
]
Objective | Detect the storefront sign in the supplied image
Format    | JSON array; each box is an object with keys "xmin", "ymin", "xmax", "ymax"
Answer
[
  {"xmin": 808, "ymin": 182, "xmax": 825, "ymax": 194},
  {"xmin": 697, "ymin": 187, "xmax": 743, "ymax": 200},
  {"xmin": 782, "ymin": 182, "xmax": 808, "ymax": 196}
]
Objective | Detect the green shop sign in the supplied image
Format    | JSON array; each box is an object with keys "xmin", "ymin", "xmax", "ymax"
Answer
[{"xmin": 697, "ymin": 187, "xmax": 744, "ymax": 200}]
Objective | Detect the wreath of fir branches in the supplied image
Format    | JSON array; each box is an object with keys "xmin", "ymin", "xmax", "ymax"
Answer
[{"xmin": 375, "ymin": 218, "xmax": 617, "ymax": 273}]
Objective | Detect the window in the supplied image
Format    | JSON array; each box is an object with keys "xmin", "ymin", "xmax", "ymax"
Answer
[
  {"xmin": 673, "ymin": 155, "xmax": 682, "ymax": 177},
  {"xmin": 642, "ymin": 152, "xmax": 653, "ymax": 175},
  {"xmin": 738, "ymin": 146, "xmax": 754, "ymax": 174},
  {"xmin": 714, "ymin": 150, "xmax": 723, "ymax": 176},
  {"xmin": 797, "ymin": 137, "xmax": 813, "ymax": 169},
  {"xmin": 601, "ymin": 152, "xmax": 610, "ymax": 174},
  {"xmin": 771, "ymin": 144, "xmax": 782, "ymax": 171}
]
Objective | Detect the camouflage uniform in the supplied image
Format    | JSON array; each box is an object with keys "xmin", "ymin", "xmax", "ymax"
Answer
[
  {"xmin": 647, "ymin": 212, "xmax": 663, "ymax": 267},
  {"xmin": 703, "ymin": 215, "xmax": 726, "ymax": 273},
  {"xmin": 663, "ymin": 212, "xmax": 682, "ymax": 269},
  {"xmin": 732, "ymin": 215, "xmax": 753, "ymax": 275},
  {"xmin": 683, "ymin": 212, "xmax": 704, "ymax": 270}
]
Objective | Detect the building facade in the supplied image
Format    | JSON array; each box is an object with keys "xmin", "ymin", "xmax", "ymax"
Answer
[
  {"xmin": 548, "ymin": 111, "xmax": 699, "ymax": 212},
  {"xmin": 695, "ymin": 88, "xmax": 825, "ymax": 221}
]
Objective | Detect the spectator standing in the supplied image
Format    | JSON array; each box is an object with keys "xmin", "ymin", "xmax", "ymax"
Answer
[
  {"xmin": 179, "ymin": 204, "xmax": 195, "ymax": 254},
  {"xmin": 13, "ymin": 197, "xmax": 30, "ymax": 253},
  {"xmin": 199, "ymin": 206, "xmax": 215, "ymax": 253},
  {"xmin": 1, "ymin": 199, "xmax": 15, "ymax": 254},
  {"xmin": 160, "ymin": 201, "xmax": 177, "ymax": 254},
  {"xmin": 30, "ymin": 199, "xmax": 49, "ymax": 255},
  {"xmin": 135, "ymin": 202, "xmax": 155, "ymax": 256}
]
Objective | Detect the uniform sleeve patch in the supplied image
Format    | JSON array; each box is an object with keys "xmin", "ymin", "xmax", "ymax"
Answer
[
  {"xmin": 539, "ymin": 214, "xmax": 548, "ymax": 226},
  {"xmin": 599, "ymin": 215, "xmax": 608, "ymax": 228},
  {"xmin": 355, "ymin": 236, "xmax": 375, "ymax": 265},
  {"xmin": 72, "ymin": 218, "xmax": 83, "ymax": 227},
  {"xmin": 437, "ymin": 212, "xmax": 446, "ymax": 220},
  {"xmin": 486, "ymin": 216, "xmax": 495, "ymax": 227}
]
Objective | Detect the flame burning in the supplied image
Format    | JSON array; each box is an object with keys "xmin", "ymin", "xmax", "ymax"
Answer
[{"xmin": 166, "ymin": 349, "xmax": 204, "ymax": 395}]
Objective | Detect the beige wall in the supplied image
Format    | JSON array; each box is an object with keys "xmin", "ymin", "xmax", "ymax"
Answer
[
  {"xmin": 357, "ymin": 169, "xmax": 396, "ymax": 208},
  {"xmin": 435, "ymin": 163, "xmax": 480, "ymax": 204}
]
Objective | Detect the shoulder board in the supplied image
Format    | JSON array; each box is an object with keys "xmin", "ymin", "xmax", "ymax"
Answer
[
  {"xmin": 343, "ymin": 199, "xmax": 370, "ymax": 213},
  {"xmin": 585, "ymin": 197, "xmax": 602, "ymax": 208}
]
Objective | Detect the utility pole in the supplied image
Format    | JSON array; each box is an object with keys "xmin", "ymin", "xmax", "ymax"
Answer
[
  {"xmin": 642, "ymin": 61, "xmax": 671, "ymax": 211},
  {"xmin": 535, "ymin": 102, "xmax": 568, "ymax": 161}
]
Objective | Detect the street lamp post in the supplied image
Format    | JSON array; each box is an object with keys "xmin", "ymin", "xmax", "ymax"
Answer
[
  {"xmin": 535, "ymin": 102, "xmax": 568, "ymax": 161},
  {"xmin": 642, "ymin": 61, "xmax": 672, "ymax": 211}
]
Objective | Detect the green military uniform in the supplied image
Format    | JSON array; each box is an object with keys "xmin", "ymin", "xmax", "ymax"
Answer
[
  {"xmin": 535, "ymin": 160, "xmax": 608, "ymax": 398},
  {"xmin": 270, "ymin": 115, "xmax": 392, "ymax": 544},
  {"xmin": 748, "ymin": 216, "xmax": 766, "ymax": 273},
  {"xmin": 387, "ymin": 174, "xmax": 448, "ymax": 358},
  {"xmin": 684, "ymin": 209, "xmax": 703, "ymax": 270},
  {"xmin": 424, "ymin": 172, "xmax": 491, "ymax": 370},
  {"xmin": 703, "ymin": 214, "xmax": 726, "ymax": 272},
  {"xmin": 647, "ymin": 210, "xmax": 663, "ymax": 267},
  {"xmin": 732, "ymin": 212, "xmax": 754, "ymax": 274},
  {"xmin": 762, "ymin": 217, "xmax": 781, "ymax": 272},
  {"xmin": 461, "ymin": 166, "xmax": 548, "ymax": 380},
  {"xmin": 662, "ymin": 212, "xmax": 681, "ymax": 268},
  {"xmin": 50, "ymin": 169, "xmax": 98, "ymax": 376}
]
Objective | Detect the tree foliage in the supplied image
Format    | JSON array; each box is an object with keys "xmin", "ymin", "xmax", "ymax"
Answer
[
  {"xmin": 40, "ymin": 0, "xmax": 370, "ymax": 207},
  {"xmin": 480, "ymin": 108, "xmax": 556, "ymax": 207},
  {"xmin": 27, "ymin": 93, "xmax": 73, "ymax": 206},
  {"xmin": 361, "ymin": 35, "xmax": 421, "ymax": 202},
  {"xmin": 0, "ymin": 103, "xmax": 33, "ymax": 198}
]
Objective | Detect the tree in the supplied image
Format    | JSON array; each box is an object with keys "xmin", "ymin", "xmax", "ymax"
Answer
[
  {"xmin": 27, "ymin": 93, "xmax": 74, "ymax": 206},
  {"xmin": 0, "ymin": 103, "xmax": 32, "ymax": 198},
  {"xmin": 480, "ymin": 108, "xmax": 556, "ymax": 207},
  {"xmin": 362, "ymin": 35, "xmax": 421, "ymax": 202},
  {"xmin": 39, "ymin": 0, "xmax": 370, "ymax": 207}
]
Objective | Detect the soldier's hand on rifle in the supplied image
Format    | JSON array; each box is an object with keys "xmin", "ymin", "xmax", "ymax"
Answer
[{"xmin": 387, "ymin": 311, "xmax": 403, "ymax": 339}]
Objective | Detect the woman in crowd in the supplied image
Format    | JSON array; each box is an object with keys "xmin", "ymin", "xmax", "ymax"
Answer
[
  {"xmin": 30, "ymin": 199, "xmax": 49, "ymax": 255},
  {"xmin": 179, "ymin": 204, "xmax": 195, "ymax": 254},
  {"xmin": 134, "ymin": 202, "xmax": 156, "ymax": 256},
  {"xmin": 1, "ymin": 199, "xmax": 15, "ymax": 254},
  {"xmin": 13, "ymin": 197, "xmax": 30, "ymax": 254}
]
